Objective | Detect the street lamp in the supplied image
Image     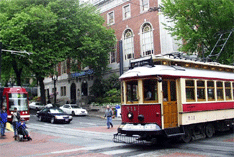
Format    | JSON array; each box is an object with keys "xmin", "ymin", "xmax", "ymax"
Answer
[{"xmin": 52, "ymin": 75, "xmax": 58, "ymax": 104}]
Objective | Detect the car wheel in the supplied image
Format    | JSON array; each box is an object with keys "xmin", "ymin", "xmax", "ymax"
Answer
[
  {"xmin": 38, "ymin": 116, "xmax": 42, "ymax": 121},
  {"xmin": 51, "ymin": 117, "xmax": 55, "ymax": 124},
  {"xmin": 72, "ymin": 111, "xmax": 75, "ymax": 116},
  {"xmin": 67, "ymin": 121, "xmax": 70, "ymax": 124}
]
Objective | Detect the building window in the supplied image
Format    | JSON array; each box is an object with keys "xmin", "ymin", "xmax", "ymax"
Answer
[
  {"xmin": 216, "ymin": 81, "xmax": 224, "ymax": 100},
  {"xmin": 140, "ymin": 0, "xmax": 149, "ymax": 13},
  {"xmin": 186, "ymin": 80, "xmax": 195, "ymax": 102},
  {"xmin": 61, "ymin": 86, "xmax": 66, "ymax": 96},
  {"xmin": 123, "ymin": 29, "xmax": 134, "ymax": 60},
  {"xmin": 123, "ymin": 4, "xmax": 131, "ymax": 19},
  {"xmin": 109, "ymin": 46, "xmax": 116, "ymax": 64},
  {"xmin": 61, "ymin": 60, "xmax": 67, "ymax": 74},
  {"xmin": 225, "ymin": 82, "xmax": 231, "ymax": 100},
  {"xmin": 207, "ymin": 81, "xmax": 215, "ymax": 101},
  {"xmin": 141, "ymin": 23, "xmax": 154, "ymax": 56},
  {"xmin": 107, "ymin": 11, "xmax": 114, "ymax": 25},
  {"xmin": 197, "ymin": 80, "xmax": 205, "ymax": 101}
]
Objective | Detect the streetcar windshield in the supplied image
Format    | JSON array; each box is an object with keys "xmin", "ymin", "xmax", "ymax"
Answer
[{"xmin": 8, "ymin": 93, "xmax": 28, "ymax": 111}]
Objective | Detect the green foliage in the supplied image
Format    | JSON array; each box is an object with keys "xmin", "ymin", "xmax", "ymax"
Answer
[
  {"xmin": 161, "ymin": 0, "xmax": 234, "ymax": 64},
  {"xmin": 0, "ymin": 0, "xmax": 116, "ymax": 103},
  {"xmin": 90, "ymin": 74, "xmax": 121, "ymax": 104}
]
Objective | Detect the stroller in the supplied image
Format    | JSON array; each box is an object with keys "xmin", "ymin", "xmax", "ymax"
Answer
[{"xmin": 16, "ymin": 119, "xmax": 32, "ymax": 141}]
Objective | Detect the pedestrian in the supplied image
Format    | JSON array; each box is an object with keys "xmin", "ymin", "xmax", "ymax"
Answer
[
  {"xmin": 104, "ymin": 105, "xmax": 113, "ymax": 129},
  {"xmin": 0, "ymin": 106, "xmax": 8, "ymax": 137},
  {"xmin": 11, "ymin": 107, "xmax": 20, "ymax": 139}
]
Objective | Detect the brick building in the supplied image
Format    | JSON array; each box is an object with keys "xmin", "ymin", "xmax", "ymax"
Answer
[{"xmin": 41, "ymin": 0, "xmax": 181, "ymax": 105}]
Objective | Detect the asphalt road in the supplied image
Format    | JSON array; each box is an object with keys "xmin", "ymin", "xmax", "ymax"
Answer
[{"xmin": 1, "ymin": 110, "xmax": 233, "ymax": 157}]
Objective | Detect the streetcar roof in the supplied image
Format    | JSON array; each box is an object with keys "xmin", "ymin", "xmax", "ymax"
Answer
[{"xmin": 119, "ymin": 65, "xmax": 234, "ymax": 81}]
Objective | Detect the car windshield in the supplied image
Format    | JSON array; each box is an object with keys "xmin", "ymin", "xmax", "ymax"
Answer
[
  {"xmin": 71, "ymin": 105, "xmax": 79, "ymax": 108},
  {"xmin": 50, "ymin": 108, "xmax": 64, "ymax": 113}
]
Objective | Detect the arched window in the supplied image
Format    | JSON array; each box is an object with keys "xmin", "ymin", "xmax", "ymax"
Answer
[
  {"xmin": 141, "ymin": 23, "xmax": 154, "ymax": 56},
  {"xmin": 123, "ymin": 29, "xmax": 134, "ymax": 60}
]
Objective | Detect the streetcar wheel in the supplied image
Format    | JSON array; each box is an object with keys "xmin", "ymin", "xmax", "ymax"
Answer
[
  {"xmin": 181, "ymin": 127, "xmax": 192, "ymax": 143},
  {"xmin": 205, "ymin": 124, "xmax": 214, "ymax": 138},
  {"xmin": 51, "ymin": 117, "xmax": 55, "ymax": 124},
  {"xmin": 38, "ymin": 116, "xmax": 42, "ymax": 121}
]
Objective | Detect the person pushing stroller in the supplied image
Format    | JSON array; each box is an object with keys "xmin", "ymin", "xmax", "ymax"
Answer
[{"xmin": 17, "ymin": 119, "xmax": 32, "ymax": 141}]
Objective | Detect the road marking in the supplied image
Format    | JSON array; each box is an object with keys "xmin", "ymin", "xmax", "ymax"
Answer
[
  {"xmin": 102, "ymin": 149, "xmax": 133, "ymax": 155},
  {"xmin": 51, "ymin": 143, "xmax": 124, "ymax": 154}
]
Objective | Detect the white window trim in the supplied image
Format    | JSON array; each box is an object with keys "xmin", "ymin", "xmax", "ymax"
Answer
[
  {"xmin": 139, "ymin": 22, "xmax": 154, "ymax": 57},
  {"xmin": 107, "ymin": 10, "xmax": 115, "ymax": 25},
  {"xmin": 122, "ymin": 4, "xmax": 131, "ymax": 20},
  {"xmin": 140, "ymin": 0, "xmax": 149, "ymax": 14}
]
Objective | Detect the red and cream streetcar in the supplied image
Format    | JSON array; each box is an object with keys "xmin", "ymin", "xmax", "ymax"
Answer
[{"xmin": 114, "ymin": 53, "xmax": 234, "ymax": 144}]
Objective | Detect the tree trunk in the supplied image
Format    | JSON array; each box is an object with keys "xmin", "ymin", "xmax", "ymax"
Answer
[
  {"xmin": 38, "ymin": 76, "xmax": 46, "ymax": 105},
  {"xmin": 12, "ymin": 59, "xmax": 22, "ymax": 86}
]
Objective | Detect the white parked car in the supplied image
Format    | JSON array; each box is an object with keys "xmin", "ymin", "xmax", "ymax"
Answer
[
  {"xmin": 29, "ymin": 102, "xmax": 45, "ymax": 110},
  {"xmin": 60, "ymin": 104, "xmax": 88, "ymax": 116}
]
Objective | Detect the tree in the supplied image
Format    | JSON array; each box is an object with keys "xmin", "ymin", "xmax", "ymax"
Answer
[
  {"xmin": 90, "ymin": 74, "xmax": 121, "ymax": 104},
  {"xmin": 161, "ymin": 0, "xmax": 234, "ymax": 64},
  {"xmin": 0, "ymin": 0, "xmax": 116, "ymax": 105}
]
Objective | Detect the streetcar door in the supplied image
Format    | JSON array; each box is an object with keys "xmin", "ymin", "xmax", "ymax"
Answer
[{"xmin": 162, "ymin": 80, "xmax": 178, "ymax": 128}]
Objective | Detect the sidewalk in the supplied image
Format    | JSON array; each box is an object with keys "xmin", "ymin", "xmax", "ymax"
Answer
[{"xmin": 88, "ymin": 110, "xmax": 121, "ymax": 121}]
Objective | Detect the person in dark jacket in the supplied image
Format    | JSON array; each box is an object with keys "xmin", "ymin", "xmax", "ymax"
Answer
[
  {"xmin": 17, "ymin": 119, "xmax": 32, "ymax": 141},
  {"xmin": 104, "ymin": 105, "xmax": 113, "ymax": 129},
  {"xmin": 0, "ymin": 106, "xmax": 8, "ymax": 137}
]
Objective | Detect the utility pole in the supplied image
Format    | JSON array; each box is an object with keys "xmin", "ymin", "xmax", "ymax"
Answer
[{"xmin": 119, "ymin": 40, "xmax": 123, "ymax": 76}]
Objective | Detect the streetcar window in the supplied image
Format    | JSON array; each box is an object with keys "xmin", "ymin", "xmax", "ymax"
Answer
[
  {"xmin": 126, "ymin": 81, "xmax": 138, "ymax": 102},
  {"xmin": 216, "ymin": 82, "xmax": 224, "ymax": 100},
  {"xmin": 207, "ymin": 81, "xmax": 215, "ymax": 101},
  {"xmin": 162, "ymin": 81, "xmax": 168, "ymax": 101},
  {"xmin": 8, "ymin": 93, "xmax": 28, "ymax": 111},
  {"xmin": 170, "ymin": 81, "xmax": 176, "ymax": 101},
  {"xmin": 197, "ymin": 81, "xmax": 205, "ymax": 101},
  {"xmin": 233, "ymin": 82, "xmax": 234, "ymax": 100},
  {"xmin": 121, "ymin": 82, "xmax": 124, "ymax": 103},
  {"xmin": 225, "ymin": 82, "xmax": 231, "ymax": 100},
  {"xmin": 143, "ymin": 79, "xmax": 158, "ymax": 102},
  {"xmin": 186, "ymin": 80, "xmax": 195, "ymax": 101}
]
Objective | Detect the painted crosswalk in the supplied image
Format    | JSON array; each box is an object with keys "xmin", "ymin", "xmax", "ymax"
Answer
[{"xmin": 25, "ymin": 123, "xmax": 234, "ymax": 157}]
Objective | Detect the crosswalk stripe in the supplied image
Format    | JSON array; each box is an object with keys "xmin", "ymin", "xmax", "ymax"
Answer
[
  {"xmin": 51, "ymin": 143, "xmax": 124, "ymax": 154},
  {"xmin": 102, "ymin": 149, "xmax": 133, "ymax": 155}
]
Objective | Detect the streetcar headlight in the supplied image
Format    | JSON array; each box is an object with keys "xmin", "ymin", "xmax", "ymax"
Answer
[
  {"xmin": 138, "ymin": 114, "xmax": 144, "ymax": 121},
  {"xmin": 127, "ymin": 112, "xmax": 133, "ymax": 119}
]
